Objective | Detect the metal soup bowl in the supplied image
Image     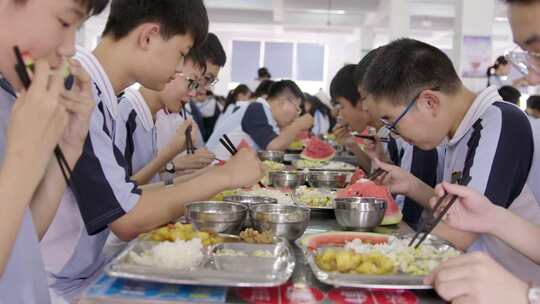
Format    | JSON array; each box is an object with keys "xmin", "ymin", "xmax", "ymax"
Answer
[
  {"xmin": 257, "ymin": 150, "xmax": 285, "ymax": 163},
  {"xmin": 250, "ymin": 204, "xmax": 310, "ymax": 241},
  {"xmin": 307, "ymin": 171, "xmax": 349, "ymax": 188},
  {"xmin": 268, "ymin": 171, "xmax": 306, "ymax": 189},
  {"xmin": 186, "ymin": 201, "xmax": 247, "ymax": 234},
  {"xmin": 334, "ymin": 197, "xmax": 387, "ymax": 231}
]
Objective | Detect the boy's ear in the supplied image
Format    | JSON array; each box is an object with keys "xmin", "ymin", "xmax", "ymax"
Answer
[
  {"xmin": 418, "ymin": 90, "xmax": 441, "ymax": 116},
  {"xmin": 137, "ymin": 23, "xmax": 161, "ymax": 51}
]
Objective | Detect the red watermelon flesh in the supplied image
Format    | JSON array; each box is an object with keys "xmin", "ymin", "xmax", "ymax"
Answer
[
  {"xmin": 300, "ymin": 137, "xmax": 336, "ymax": 161},
  {"xmin": 349, "ymin": 169, "xmax": 367, "ymax": 185},
  {"xmin": 337, "ymin": 179, "xmax": 403, "ymax": 226},
  {"xmin": 237, "ymin": 139, "xmax": 252, "ymax": 151},
  {"xmin": 300, "ymin": 232, "xmax": 389, "ymax": 252}
]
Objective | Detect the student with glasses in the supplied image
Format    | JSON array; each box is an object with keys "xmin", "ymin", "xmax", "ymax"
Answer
[
  {"xmin": 419, "ymin": 0, "xmax": 540, "ymax": 303},
  {"xmin": 207, "ymin": 80, "xmax": 314, "ymax": 161},
  {"xmin": 362, "ymin": 37, "xmax": 540, "ymax": 303},
  {"xmin": 116, "ymin": 49, "xmax": 214, "ymax": 186}
]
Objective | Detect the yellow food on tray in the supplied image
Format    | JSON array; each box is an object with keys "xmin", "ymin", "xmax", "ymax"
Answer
[
  {"xmin": 315, "ymin": 249, "xmax": 395, "ymax": 275},
  {"xmin": 143, "ymin": 223, "xmax": 223, "ymax": 247},
  {"xmin": 288, "ymin": 139, "xmax": 304, "ymax": 150},
  {"xmin": 210, "ymin": 189, "xmax": 241, "ymax": 201}
]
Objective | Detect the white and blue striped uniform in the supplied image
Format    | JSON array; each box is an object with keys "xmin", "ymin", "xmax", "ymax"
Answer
[
  {"xmin": 206, "ymin": 98, "xmax": 280, "ymax": 160},
  {"xmin": 155, "ymin": 102, "xmax": 204, "ymax": 152},
  {"xmin": 0, "ymin": 80, "xmax": 51, "ymax": 304},
  {"xmin": 311, "ymin": 110, "xmax": 331, "ymax": 135},
  {"xmin": 116, "ymin": 89, "xmax": 159, "ymax": 183},
  {"xmin": 40, "ymin": 48, "xmax": 142, "ymax": 302},
  {"xmin": 387, "ymin": 138, "xmax": 444, "ymax": 230},
  {"xmin": 443, "ymin": 86, "xmax": 540, "ymax": 283}
]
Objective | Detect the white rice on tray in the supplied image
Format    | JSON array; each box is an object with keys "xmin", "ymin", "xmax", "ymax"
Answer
[
  {"xmin": 129, "ymin": 238, "xmax": 204, "ymax": 269},
  {"xmin": 344, "ymin": 236, "xmax": 460, "ymax": 276},
  {"xmin": 241, "ymin": 188, "xmax": 294, "ymax": 205}
]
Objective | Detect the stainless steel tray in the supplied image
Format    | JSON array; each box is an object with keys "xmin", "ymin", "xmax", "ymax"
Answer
[
  {"xmin": 305, "ymin": 236, "xmax": 458, "ymax": 290},
  {"xmin": 106, "ymin": 240, "xmax": 296, "ymax": 287},
  {"xmin": 307, "ymin": 254, "xmax": 431, "ymax": 290},
  {"xmin": 293, "ymin": 160, "xmax": 356, "ymax": 172},
  {"xmin": 292, "ymin": 187, "xmax": 336, "ymax": 212}
]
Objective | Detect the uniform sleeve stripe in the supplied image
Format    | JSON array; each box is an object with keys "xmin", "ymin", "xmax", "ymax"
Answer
[{"xmin": 484, "ymin": 102, "xmax": 533, "ymax": 207}]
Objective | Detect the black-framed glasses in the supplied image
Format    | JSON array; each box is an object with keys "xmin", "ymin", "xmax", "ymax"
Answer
[
  {"xmin": 177, "ymin": 72, "xmax": 200, "ymax": 91},
  {"xmin": 203, "ymin": 75, "xmax": 219, "ymax": 87},
  {"xmin": 380, "ymin": 87, "xmax": 439, "ymax": 136}
]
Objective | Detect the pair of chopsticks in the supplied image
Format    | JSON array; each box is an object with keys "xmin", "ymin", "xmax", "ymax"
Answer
[
  {"xmin": 353, "ymin": 134, "xmax": 391, "ymax": 144},
  {"xmin": 185, "ymin": 125, "xmax": 195, "ymax": 154},
  {"xmin": 366, "ymin": 168, "xmax": 387, "ymax": 181},
  {"xmin": 218, "ymin": 134, "xmax": 266, "ymax": 188},
  {"xmin": 408, "ymin": 174, "xmax": 472, "ymax": 248},
  {"xmin": 13, "ymin": 46, "xmax": 73, "ymax": 187}
]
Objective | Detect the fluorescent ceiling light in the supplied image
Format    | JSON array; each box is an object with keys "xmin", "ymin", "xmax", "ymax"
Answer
[
  {"xmin": 495, "ymin": 17, "xmax": 508, "ymax": 22},
  {"xmin": 307, "ymin": 9, "xmax": 346, "ymax": 15}
]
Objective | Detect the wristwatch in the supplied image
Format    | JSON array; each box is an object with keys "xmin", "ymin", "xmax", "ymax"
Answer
[
  {"xmin": 165, "ymin": 161, "xmax": 176, "ymax": 174},
  {"xmin": 529, "ymin": 283, "xmax": 540, "ymax": 304}
]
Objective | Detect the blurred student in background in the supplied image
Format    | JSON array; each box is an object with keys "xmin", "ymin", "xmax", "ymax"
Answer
[{"xmin": 498, "ymin": 85, "xmax": 521, "ymax": 105}]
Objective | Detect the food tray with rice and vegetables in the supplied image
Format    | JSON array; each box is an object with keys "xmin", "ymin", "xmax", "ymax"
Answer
[
  {"xmin": 292, "ymin": 186, "xmax": 336, "ymax": 210},
  {"xmin": 297, "ymin": 231, "xmax": 460, "ymax": 289},
  {"xmin": 294, "ymin": 159, "xmax": 356, "ymax": 172},
  {"xmin": 106, "ymin": 224, "xmax": 295, "ymax": 287}
]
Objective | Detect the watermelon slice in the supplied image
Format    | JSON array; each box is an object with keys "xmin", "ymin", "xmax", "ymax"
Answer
[
  {"xmin": 298, "ymin": 231, "xmax": 389, "ymax": 252},
  {"xmin": 300, "ymin": 137, "xmax": 336, "ymax": 161},
  {"xmin": 237, "ymin": 139, "xmax": 252, "ymax": 151},
  {"xmin": 349, "ymin": 168, "xmax": 367, "ymax": 185},
  {"xmin": 337, "ymin": 179, "xmax": 403, "ymax": 226}
]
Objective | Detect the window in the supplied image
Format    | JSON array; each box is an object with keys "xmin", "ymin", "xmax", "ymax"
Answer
[
  {"xmin": 296, "ymin": 43, "xmax": 325, "ymax": 81},
  {"xmin": 264, "ymin": 42, "xmax": 293, "ymax": 79},
  {"xmin": 229, "ymin": 40, "xmax": 326, "ymax": 93},
  {"xmin": 231, "ymin": 40, "xmax": 261, "ymax": 83}
]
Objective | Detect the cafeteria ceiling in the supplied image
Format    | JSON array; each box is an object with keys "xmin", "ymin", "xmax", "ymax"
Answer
[{"xmin": 204, "ymin": 0, "xmax": 509, "ymax": 33}]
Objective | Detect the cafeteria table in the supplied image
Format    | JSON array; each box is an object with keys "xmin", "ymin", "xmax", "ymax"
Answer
[{"xmin": 79, "ymin": 212, "xmax": 445, "ymax": 304}]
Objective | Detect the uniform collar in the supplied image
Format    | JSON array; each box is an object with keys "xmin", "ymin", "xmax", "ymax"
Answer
[
  {"xmin": 74, "ymin": 46, "xmax": 119, "ymax": 118},
  {"xmin": 124, "ymin": 88, "xmax": 154, "ymax": 132},
  {"xmin": 446, "ymin": 86, "xmax": 501, "ymax": 147}
]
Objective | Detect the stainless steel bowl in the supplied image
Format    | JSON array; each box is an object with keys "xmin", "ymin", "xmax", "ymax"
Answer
[
  {"xmin": 223, "ymin": 195, "xmax": 278, "ymax": 228},
  {"xmin": 268, "ymin": 171, "xmax": 306, "ymax": 189},
  {"xmin": 257, "ymin": 150, "xmax": 285, "ymax": 162},
  {"xmin": 307, "ymin": 171, "xmax": 349, "ymax": 188},
  {"xmin": 186, "ymin": 201, "xmax": 247, "ymax": 234},
  {"xmin": 334, "ymin": 197, "xmax": 387, "ymax": 231},
  {"xmin": 223, "ymin": 195, "xmax": 278, "ymax": 208},
  {"xmin": 250, "ymin": 204, "xmax": 310, "ymax": 241}
]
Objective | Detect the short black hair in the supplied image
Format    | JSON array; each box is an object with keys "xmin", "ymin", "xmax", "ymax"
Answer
[
  {"xmin": 224, "ymin": 84, "xmax": 251, "ymax": 112},
  {"xmin": 15, "ymin": 0, "xmax": 108, "ymax": 16},
  {"xmin": 258, "ymin": 67, "xmax": 272, "ymax": 79},
  {"xmin": 527, "ymin": 95, "xmax": 540, "ymax": 110},
  {"xmin": 200, "ymin": 33, "xmax": 226, "ymax": 67},
  {"xmin": 102, "ymin": 0, "xmax": 209, "ymax": 47},
  {"xmin": 184, "ymin": 47, "xmax": 207, "ymax": 73},
  {"xmin": 498, "ymin": 86, "xmax": 521, "ymax": 105},
  {"xmin": 330, "ymin": 64, "xmax": 359, "ymax": 106},
  {"xmin": 254, "ymin": 80, "xmax": 275, "ymax": 98},
  {"xmin": 364, "ymin": 38, "xmax": 462, "ymax": 105},
  {"xmin": 267, "ymin": 80, "xmax": 304, "ymax": 101},
  {"xmin": 354, "ymin": 47, "xmax": 383, "ymax": 86}
]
